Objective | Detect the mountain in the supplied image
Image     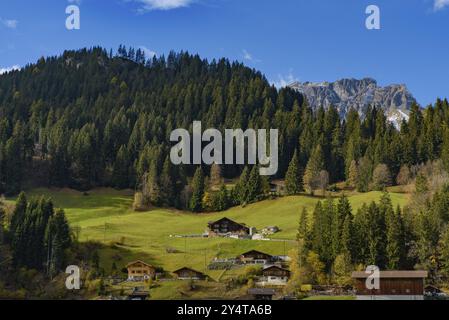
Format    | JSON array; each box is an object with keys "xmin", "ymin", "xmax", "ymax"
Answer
[{"xmin": 288, "ymin": 78, "xmax": 416, "ymax": 126}]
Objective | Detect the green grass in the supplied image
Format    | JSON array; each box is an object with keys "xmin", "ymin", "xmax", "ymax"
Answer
[{"xmin": 8, "ymin": 188, "xmax": 409, "ymax": 288}]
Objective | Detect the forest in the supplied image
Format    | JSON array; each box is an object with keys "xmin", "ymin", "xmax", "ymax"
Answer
[{"xmin": 1, "ymin": 46, "xmax": 449, "ymax": 212}]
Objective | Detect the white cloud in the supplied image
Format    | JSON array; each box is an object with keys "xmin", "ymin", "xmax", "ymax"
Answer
[
  {"xmin": 434, "ymin": 0, "xmax": 449, "ymax": 11},
  {"xmin": 139, "ymin": 46, "xmax": 157, "ymax": 58},
  {"xmin": 0, "ymin": 18, "xmax": 18, "ymax": 29},
  {"xmin": 0, "ymin": 65, "xmax": 21, "ymax": 75},
  {"xmin": 242, "ymin": 49, "xmax": 261, "ymax": 63},
  {"xmin": 273, "ymin": 70, "xmax": 299, "ymax": 88},
  {"xmin": 134, "ymin": 0, "xmax": 195, "ymax": 11}
]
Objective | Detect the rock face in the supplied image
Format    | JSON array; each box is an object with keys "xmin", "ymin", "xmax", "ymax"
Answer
[{"xmin": 288, "ymin": 78, "xmax": 416, "ymax": 124}]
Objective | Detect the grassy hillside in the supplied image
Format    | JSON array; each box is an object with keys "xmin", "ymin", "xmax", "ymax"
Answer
[{"xmin": 14, "ymin": 188, "xmax": 409, "ymax": 279}]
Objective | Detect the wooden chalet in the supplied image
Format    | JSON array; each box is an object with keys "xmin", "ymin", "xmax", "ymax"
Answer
[
  {"xmin": 352, "ymin": 271, "xmax": 428, "ymax": 300},
  {"xmin": 262, "ymin": 265, "xmax": 290, "ymax": 284},
  {"xmin": 126, "ymin": 260, "xmax": 156, "ymax": 281},
  {"xmin": 208, "ymin": 217, "xmax": 250, "ymax": 237},
  {"xmin": 173, "ymin": 267, "xmax": 207, "ymax": 280},
  {"xmin": 238, "ymin": 250, "xmax": 274, "ymax": 265}
]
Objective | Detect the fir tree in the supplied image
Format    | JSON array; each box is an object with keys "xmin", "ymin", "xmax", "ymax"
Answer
[
  {"xmin": 285, "ymin": 150, "xmax": 303, "ymax": 195},
  {"xmin": 190, "ymin": 167, "xmax": 205, "ymax": 212}
]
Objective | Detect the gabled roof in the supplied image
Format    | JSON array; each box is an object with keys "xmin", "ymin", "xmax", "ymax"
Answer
[
  {"xmin": 173, "ymin": 267, "xmax": 205, "ymax": 276},
  {"xmin": 351, "ymin": 271, "xmax": 428, "ymax": 279},
  {"xmin": 240, "ymin": 250, "xmax": 273, "ymax": 258},
  {"xmin": 208, "ymin": 217, "xmax": 248, "ymax": 228},
  {"xmin": 263, "ymin": 265, "xmax": 290, "ymax": 273},
  {"xmin": 126, "ymin": 260, "xmax": 154, "ymax": 268}
]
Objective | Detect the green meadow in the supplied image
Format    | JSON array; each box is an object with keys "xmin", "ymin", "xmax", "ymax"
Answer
[{"xmin": 13, "ymin": 188, "xmax": 409, "ymax": 280}]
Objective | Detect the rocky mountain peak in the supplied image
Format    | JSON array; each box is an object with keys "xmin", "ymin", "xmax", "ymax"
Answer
[{"xmin": 288, "ymin": 78, "xmax": 416, "ymax": 125}]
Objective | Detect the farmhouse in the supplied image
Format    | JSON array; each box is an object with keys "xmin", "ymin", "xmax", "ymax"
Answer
[
  {"xmin": 352, "ymin": 271, "xmax": 428, "ymax": 300},
  {"xmin": 260, "ymin": 265, "xmax": 290, "ymax": 286},
  {"xmin": 207, "ymin": 217, "xmax": 250, "ymax": 237},
  {"xmin": 173, "ymin": 267, "xmax": 207, "ymax": 280},
  {"xmin": 126, "ymin": 260, "xmax": 156, "ymax": 281},
  {"xmin": 238, "ymin": 250, "xmax": 274, "ymax": 265}
]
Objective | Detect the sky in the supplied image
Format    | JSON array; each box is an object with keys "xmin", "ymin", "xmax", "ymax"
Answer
[{"xmin": 0, "ymin": 0, "xmax": 448, "ymax": 106}]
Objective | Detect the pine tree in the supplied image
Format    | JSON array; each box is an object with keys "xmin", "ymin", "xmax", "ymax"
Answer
[
  {"xmin": 112, "ymin": 145, "xmax": 130, "ymax": 189},
  {"xmin": 10, "ymin": 192, "xmax": 27, "ymax": 238},
  {"xmin": 235, "ymin": 166, "xmax": 250, "ymax": 205},
  {"xmin": 385, "ymin": 205, "xmax": 405, "ymax": 270},
  {"xmin": 247, "ymin": 166, "xmax": 262, "ymax": 203},
  {"xmin": 285, "ymin": 150, "xmax": 303, "ymax": 195},
  {"xmin": 190, "ymin": 167, "xmax": 205, "ymax": 212},
  {"xmin": 160, "ymin": 157, "xmax": 175, "ymax": 207},
  {"xmin": 303, "ymin": 145, "xmax": 324, "ymax": 195},
  {"xmin": 439, "ymin": 225, "xmax": 449, "ymax": 278},
  {"xmin": 348, "ymin": 160, "xmax": 359, "ymax": 189}
]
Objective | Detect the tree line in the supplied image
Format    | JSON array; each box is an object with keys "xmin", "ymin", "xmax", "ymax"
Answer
[
  {"xmin": 7, "ymin": 193, "xmax": 72, "ymax": 278},
  {"xmin": 290, "ymin": 182, "xmax": 449, "ymax": 288}
]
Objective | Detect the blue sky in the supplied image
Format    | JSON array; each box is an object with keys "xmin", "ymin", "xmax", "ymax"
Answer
[{"xmin": 0, "ymin": 0, "xmax": 448, "ymax": 106}]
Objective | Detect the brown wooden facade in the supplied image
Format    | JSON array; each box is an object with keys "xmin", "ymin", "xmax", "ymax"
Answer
[
  {"xmin": 263, "ymin": 266, "xmax": 290, "ymax": 278},
  {"xmin": 126, "ymin": 261, "xmax": 156, "ymax": 281},
  {"xmin": 208, "ymin": 217, "xmax": 250, "ymax": 236},
  {"xmin": 238, "ymin": 250, "xmax": 274, "ymax": 264},
  {"xmin": 173, "ymin": 267, "xmax": 206, "ymax": 280},
  {"xmin": 352, "ymin": 271, "xmax": 428, "ymax": 297}
]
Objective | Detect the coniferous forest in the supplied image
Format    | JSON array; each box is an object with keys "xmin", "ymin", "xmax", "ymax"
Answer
[{"xmin": 2, "ymin": 47, "xmax": 449, "ymax": 297}]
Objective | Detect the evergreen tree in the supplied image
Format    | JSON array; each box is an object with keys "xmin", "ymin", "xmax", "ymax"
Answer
[
  {"xmin": 347, "ymin": 160, "xmax": 359, "ymax": 189},
  {"xmin": 190, "ymin": 167, "xmax": 205, "ymax": 212},
  {"xmin": 303, "ymin": 145, "xmax": 324, "ymax": 195},
  {"xmin": 10, "ymin": 192, "xmax": 27, "ymax": 238},
  {"xmin": 160, "ymin": 157, "xmax": 175, "ymax": 207},
  {"xmin": 285, "ymin": 150, "xmax": 303, "ymax": 195},
  {"xmin": 247, "ymin": 166, "xmax": 262, "ymax": 203},
  {"xmin": 385, "ymin": 205, "xmax": 405, "ymax": 270}
]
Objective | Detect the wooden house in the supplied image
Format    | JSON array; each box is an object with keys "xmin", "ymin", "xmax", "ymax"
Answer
[
  {"xmin": 126, "ymin": 260, "xmax": 156, "ymax": 281},
  {"xmin": 208, "ymin": 217, "xmax": 250, "ymax": 237},
  {"xmin": 352, "ymin": 271, "xmax": 428, "ymax": 300},
  {"xmin": 238, "ymin": 250, "xmax": 274, "ymax": 265},
  {"xmin": 127, "ymin": 287, "xmax": 150, "ymax": 301},
  {"xmin": 173, "ymin": 267, "xmax": 207, "ymax": 280},
  {"xmin": 261, "ymin": 265, "xmax": 290, "ymax": 285},
  {"xmin": 247, "ymin": 288, "xmax": 277, "ymax": 301}
]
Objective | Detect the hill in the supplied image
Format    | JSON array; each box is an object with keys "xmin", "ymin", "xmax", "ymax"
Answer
[{"xmin": 16, "ymin": 188, "xmax": 409, "ymax": 275}]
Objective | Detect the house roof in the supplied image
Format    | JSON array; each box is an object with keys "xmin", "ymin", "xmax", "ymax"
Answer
[
  {"xmin": 351, "ymin": 271, "xmax": 428, "ymax": 279},
  {"xmin": 173, "ymin": 267, "xmax": 205, "ymax": 275},
  {"xmin": 208, "ymin": 217, "xmax": 248, "ymax": 228},
  {"xmin": 240, "ymin": 250, "xmax": 273, "ymax": 257},
  {"xmin": 248, "ymin": 288, "xmax": 276, "ymax": 296},
  {"xmin": 126, "ymin": 260, "xmax": 154, "ymax": 268},
  {"xmin": 263, "ymin": 265, "xmax": 290, "ymax": 273}
]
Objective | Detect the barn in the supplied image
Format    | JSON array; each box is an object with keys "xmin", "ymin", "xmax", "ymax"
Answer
[{"xmin": 351, "ymin": 270, "xmax": 428, "ymax": 300}]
